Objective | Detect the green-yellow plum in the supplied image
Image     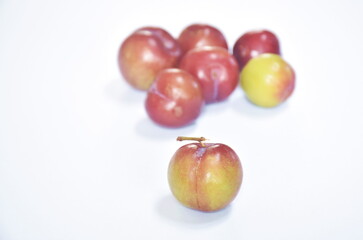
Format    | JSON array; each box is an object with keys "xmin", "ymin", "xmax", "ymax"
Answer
[
  {"xmin": 168, "ymin": 137, "xmax": 243, "ymax": 212},
  {"xmin": 240, "ymin": 53, "xmax": 295, "ymax": 107}
]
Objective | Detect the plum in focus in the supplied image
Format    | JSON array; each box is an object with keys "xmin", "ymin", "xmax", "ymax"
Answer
[{"xmin": 168, "ymin": 137, "xmax": 243, "ymax": 212}]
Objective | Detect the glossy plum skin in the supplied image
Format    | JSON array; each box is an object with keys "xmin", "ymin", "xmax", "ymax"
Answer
[
  {"xmin": 240, "ymin": 53, "xmax": 295, "ymax": 108},
  {"xmin": 168, "ymin": 142, "xmax": 243, "ymax": 212},
  {"xmin": 145, "ymin": 69, "xmax": 204, "ymax": 128},
  {"xmin": 179, "ymin": 46, "xmax": 239, "ymax": 103},
  {"xmin": 178, "ymin": 24, "xmax": 228, "ymax": 55},
  {"xmin": 233, "ymin": 30, "xmax": 280, "ymax": 70},
  {"xmin": 118, "ymin": 27, "xmax": 182, "ymax": 90}
]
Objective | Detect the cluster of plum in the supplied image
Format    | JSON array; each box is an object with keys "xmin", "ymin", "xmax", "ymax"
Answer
[
  {"xmin": 117, "ymin": 24, "xmax": 296, "ymax": 211},
  {"xmin": 118, "ymin": 24, "xmax": 295, "ymax": 128}
]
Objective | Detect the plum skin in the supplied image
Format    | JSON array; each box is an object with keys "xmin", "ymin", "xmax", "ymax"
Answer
[
  {"xmin": 168, "ymin": 142, "xmax": 243, "ymax": 212},
  {"xmin": 233, "ymin": 29, "xmax": 280, "ymax": 70},
  {"xmin": 118, "ymin": 27, "xmax": 182, "ymax": 91},
  {"xmin": 178, "ymin": 23, "xmax": 228, "ymax": 55},
  {"xmin": 145, "ymin": 68, "xmax": 204, "ymax": 128},
  {"xmin": 240, "ymin": 53, "xmax": 295, "ymax": 108},
  {"xmin": 179, "ymin": 46, "xmax": 239, "ymax": 103}
]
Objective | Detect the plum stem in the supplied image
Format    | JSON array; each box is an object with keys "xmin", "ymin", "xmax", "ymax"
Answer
[{"xmin": 176, "ymin": 136, "xmax": 208, "ymax": 147}]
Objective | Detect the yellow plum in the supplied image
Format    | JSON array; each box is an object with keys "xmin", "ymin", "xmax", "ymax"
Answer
[{"xmin": 240, "ymin": 53, "xmax": 295, "ymax": 107}]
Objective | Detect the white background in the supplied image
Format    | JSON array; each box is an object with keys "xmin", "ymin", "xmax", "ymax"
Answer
[{"xmin": 1, "ymin": 0, "xmax": 363, "ymax": 239}]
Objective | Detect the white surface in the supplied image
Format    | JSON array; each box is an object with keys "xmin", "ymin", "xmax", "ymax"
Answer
[{"xmin": 1, "ymin": 0, "xmax": 363, "ymax": 239}]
